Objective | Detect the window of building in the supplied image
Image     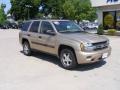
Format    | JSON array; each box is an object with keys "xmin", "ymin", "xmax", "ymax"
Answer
[
  {"xmin": 116, "ymin": 11, "xmax": 120, "ymax": 30},
  {"xmin": 103, "ymin": 11, "xmax": 116, "ymax": 30}
]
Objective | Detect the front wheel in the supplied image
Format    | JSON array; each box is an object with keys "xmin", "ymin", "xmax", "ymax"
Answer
[
  {"xmin": 60, "ymin": 49, "xmax": 78, "ymax": 69},
  {"xmin": 23, "ymin": 41, "xmax": 31, "ymax": 56}
]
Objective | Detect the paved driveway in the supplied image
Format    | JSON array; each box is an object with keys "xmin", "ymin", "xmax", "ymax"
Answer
[{"xmin": 0, "ymin": 30, "xmax": 120, "ymax": 90}]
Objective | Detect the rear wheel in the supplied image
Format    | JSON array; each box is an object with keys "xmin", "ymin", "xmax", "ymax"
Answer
[
  {"xmin": 23, "ymin": 41, "xmax": 31, "ymax": 56},
  {"xmin": 60, "ymin": 49, "xmax": 78, "ymax": 69}
]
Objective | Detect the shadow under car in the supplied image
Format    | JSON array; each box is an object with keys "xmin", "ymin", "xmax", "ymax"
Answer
[{"xmin": 20, "ymin": 51, "xmax": 107, "ymax": 71}]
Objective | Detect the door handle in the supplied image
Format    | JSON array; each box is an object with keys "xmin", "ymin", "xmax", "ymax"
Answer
[
  {"xmin": 27, "ymin": 34, "xmax": 31, "ymax": 37},
  {"xmin": 38, "ymin": 36, "xmax": 42, "ymax": 39}
]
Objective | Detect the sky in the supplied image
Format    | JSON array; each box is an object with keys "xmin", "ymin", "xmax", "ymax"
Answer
[{"xmin": 0, "ymin": 0, "xmax": 11, "ymax": 13}]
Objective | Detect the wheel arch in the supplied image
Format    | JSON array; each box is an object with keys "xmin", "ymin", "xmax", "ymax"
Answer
[
  {"xmin": 58, "ymin": 45, "xmax": 76, "ymax": 59},
  {"xmin": 22, "ymin": 38, "xmax": 29, "ymax": 45}
]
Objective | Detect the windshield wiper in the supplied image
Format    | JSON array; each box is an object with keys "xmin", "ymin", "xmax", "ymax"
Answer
[
  {"xmin": 59, "ymin": 30, "xmax": 72, "ymax": 33},
  {"xmin": 73, "ymin": 30, "xmax": 84, "ymax": 32}
]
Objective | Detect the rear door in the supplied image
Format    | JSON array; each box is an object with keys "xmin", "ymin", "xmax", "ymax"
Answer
[{"xmin": 28, "ymin": 21, "xmax": 41, "ymax": 50}]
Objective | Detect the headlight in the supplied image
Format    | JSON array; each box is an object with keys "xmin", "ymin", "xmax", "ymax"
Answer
[
  {"xmin": 84, "ymin": 43, "xmax": 93, "ymax": 47},
  {"xmin": 80, "ymin": 43, "xmax": 94, "ymax": 52}
]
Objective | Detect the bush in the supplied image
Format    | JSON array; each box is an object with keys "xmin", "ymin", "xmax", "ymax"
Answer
[
  {"xmin": 107, "ymin": 29, "xmax": 116, "ymax": 36},
  {"xmin": 97, "ymin": 24, "xmax": 104, "ymax": 35}
]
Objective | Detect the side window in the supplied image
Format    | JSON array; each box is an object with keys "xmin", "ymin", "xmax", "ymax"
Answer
[
  {"xmin": 21, "ymin": 22, "xmax": 31, "ymax": 31},
  {"xmin": 29, "ymin": 21, "xmax": 40, "ymax": 33},
  {"xmin": 41, "ymin": 21, "xmax": 54, "ymax": 34}
]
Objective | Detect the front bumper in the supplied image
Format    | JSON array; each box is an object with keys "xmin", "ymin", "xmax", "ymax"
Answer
[{"xmin": 75, "ymin": 46, "xmax": 111, "ymax": 64}]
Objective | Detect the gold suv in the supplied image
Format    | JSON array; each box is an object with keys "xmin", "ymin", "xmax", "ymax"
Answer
[{"xmin": 19, "ymin": 20, "xmax": 111, "ymax": 69}]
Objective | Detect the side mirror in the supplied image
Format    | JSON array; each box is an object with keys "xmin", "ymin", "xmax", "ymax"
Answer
[{"xmin": 46, "ymin": 30, "xmax": 56, "ymax": 36}]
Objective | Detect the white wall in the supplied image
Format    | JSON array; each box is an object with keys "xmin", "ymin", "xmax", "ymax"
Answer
[
  {"xmin": 96, "ymin": 9, "xmax": 103, "ymax": 25},
  {"xmin": 91, "ymin": 0, "xmax": 120, "ymax": 7}
]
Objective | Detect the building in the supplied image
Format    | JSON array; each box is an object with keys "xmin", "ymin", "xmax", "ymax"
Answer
[{"xmin": 90, "ymin": 0, "xmax": 120, "ymax": 30}]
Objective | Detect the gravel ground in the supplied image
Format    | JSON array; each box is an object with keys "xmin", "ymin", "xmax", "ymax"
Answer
[{"xmin": 0, "ymin": 30, "xmax": 120, "ymax": 90}]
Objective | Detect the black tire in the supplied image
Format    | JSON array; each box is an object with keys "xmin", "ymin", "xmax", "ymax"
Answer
[
  {"xmin": 23, "ymin": 41, "xmax": 31, "ymax": 56},
  {"xmin": 60, "ymin": 49, "xmax": 78, "ymax": 69}
]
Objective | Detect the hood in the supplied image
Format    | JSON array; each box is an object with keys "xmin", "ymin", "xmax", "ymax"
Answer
[{"xmin": 60, "ymin": 32, "xmax": 108, "ymax": 43}]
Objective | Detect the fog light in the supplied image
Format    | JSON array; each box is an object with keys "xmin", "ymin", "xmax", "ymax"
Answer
[{"xmin": 86, "ymin": 56, "xmax": 92, "ymax": 61}]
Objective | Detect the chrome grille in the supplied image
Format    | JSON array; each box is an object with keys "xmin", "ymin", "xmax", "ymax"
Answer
[
  {"xmin": 92, "ymin": 41, "xmax": 107, "ymax": 46},
  {"xmin": 93, "ymin": 41, "xmax": 108, "ymax": 51}
]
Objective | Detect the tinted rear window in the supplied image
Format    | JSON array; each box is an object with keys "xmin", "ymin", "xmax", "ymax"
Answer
[{"xmin": 21, "ymin": 22, "xmax": 31, "ymax": 31}]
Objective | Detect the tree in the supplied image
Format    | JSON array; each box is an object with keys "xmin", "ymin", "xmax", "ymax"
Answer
[
  {"xmin": 42, "ymin": 0, "xmax": 96, "ymax": 22},
  {"xmin": 10, "ymin": 0, "xmax": 41, "ymax": 20},
  {"xmin": 41, "ymin": 0, "xmax": 65, "ymax": 18},
  {"xmin": 75, "ymin": 0, "xmax": 96, "ymax": 21},
  {"xmin": 62, "ymin": 0, "xmax": 96, "ymax": 23},
  {"xmin": 10, "ymin": 0, "xmax": 96, "ymax": 21},
  {"xmin": 62, "ymin": 0, "xmax": 76, "ymax": 20},
  {"xmin": 0, "ymin": 4, "xmax": 6, "ymax": 24}
]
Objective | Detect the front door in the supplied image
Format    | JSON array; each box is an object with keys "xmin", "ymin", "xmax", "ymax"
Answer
[{"xmin": 39, "ymin": 21, "xmax": 57, "ymax": 55}]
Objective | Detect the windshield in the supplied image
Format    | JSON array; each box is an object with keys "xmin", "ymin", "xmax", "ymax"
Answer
[{"xmin": 53, "ymin": 21, "xmax": 84, "ymax": 33}]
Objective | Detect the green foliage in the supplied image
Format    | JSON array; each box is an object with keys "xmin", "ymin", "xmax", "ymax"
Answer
[
  {"xmin": 0, "ymin": 5, "xmax": 6, "ymax": 24},
  {"xmin": 10, "ymin": 0, "xmax": 41, "ymax": 20},
  {"xmin": 76, "ymin": 0, "xmax": 96, "ymax": 21},
  {"xmin": 63, "ymin": 0, "xmax": 76, "ymax": 20},
  {"xmin": 107, "ymin": 29, "xmax": 116, "ymax": 36},
  {"xmin": 35, "ymin": 13, "xmax": 44, "ymax": 18},
  {"xmin": 10, "ymin": 0, "xmax": 96, "ymax": 21},
  {"xmin": 104, "ymin": 14, "xmax": 114, "ymax": 27},
  {"xmin": 42, "ymin": 0, "xmax": 65, "ymax": 18},
  {"xmin": 116, "ymin": 21, "xmax": 120, "ymax": 29},
  {"xmin": 62, "ymin": 0, "xmax": 97, "ymax": 22},
  {"xmin": 97, "ymin": 24, "xmax": 104, "ymax": 35}
]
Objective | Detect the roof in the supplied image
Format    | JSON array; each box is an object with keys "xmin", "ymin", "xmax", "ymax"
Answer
[{"xmin": 23, "ymin": 19, "xmax": 70, "ymax": 22}]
